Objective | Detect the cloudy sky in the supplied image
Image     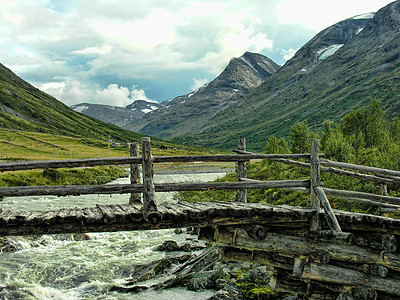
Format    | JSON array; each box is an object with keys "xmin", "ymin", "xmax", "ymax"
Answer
[{"xmin": 0, "ymin": 0, "xmax": 395, "ymax": 107}]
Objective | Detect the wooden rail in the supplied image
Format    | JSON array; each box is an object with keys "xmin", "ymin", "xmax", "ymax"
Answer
[
  {"xmin": 0, "ymin": 137, "xmax": 319, "ymax": 224},
  {"xmin": 1, "ymin": 137, "xmax": 400, "ymax": 224},
  {"xmin": 0, "ymin": 153, "xmax": 312, "ymax": 172}
]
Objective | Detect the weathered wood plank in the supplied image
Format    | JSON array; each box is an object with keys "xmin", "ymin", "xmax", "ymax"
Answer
[
  {"xmin": 312, "ymin": 230, "xmax": 354, "ymax": 245},
  {"xmin": 96, "ymin": 204, "xmax": 116, "ymax": 224},
  {"xmin": 0, "ymin": 180, "xmax": 311, "ymax": 198},
  {"xmin": 310, "ymin": 139, "xmax": 321, "ymax": 231},
  {"xmin": 320, "ymin": 159, "xmax": 400, "ymax": 179},
  {"xmin": 117, "ymin": 205, "xmax": 142, "ymax": 222},
  {"xmin": 129, "ymin": 142, "xmax": 142, "ymax": 205},
  {"xmin": 323, "ymin": 188, "xmax": 400, "ymax": 206},
  {"xmin": 236, "ymin": 137, "xmax": 247, "ymax": 203},
  {"xmin": 268, "ymin": 158, "xmax": 393, "ymax": 184},
  {"xmin": 234, "ymin": 228, "xmax": 400, "ymax": 272},
  {"xmin": 314, "ymin": 187, "xmax": 342, "ymax": 232},
  {"xmin": 0, "ymin": 153, "xmax": 318, "ymax": 172},
  {"xmin": 296, "ymin": 259, "xmax": 400, "ymax": 296},
  {"xmin": 82, "ymin": 207, "xmax": 103, "ymax": 224},
  {"xmin": 141, "ymin": 137, "xmax": 160, "ymax": 225},
  {"xmin": 220, "ymin": 246, "xmax": 294, "ymax": 270}
]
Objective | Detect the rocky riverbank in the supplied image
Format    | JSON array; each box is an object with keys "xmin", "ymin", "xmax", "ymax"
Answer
[{"xmin": 109, "ymin": 229, "xmax": 299, "ymax": 300}]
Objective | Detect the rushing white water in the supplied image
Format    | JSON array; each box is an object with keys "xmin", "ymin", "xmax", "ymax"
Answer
[{"xmin": 0, "ymin": 171, "xmax": 226, "ymax": 300}]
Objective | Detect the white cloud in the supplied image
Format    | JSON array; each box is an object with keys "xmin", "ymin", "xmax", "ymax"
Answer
[
  {"xmin": 36, "ymin": 81, "xmax": 154, "ymax": 107},
  {"xmin": 130, "ymin": 85, "xmax": 158, "ymax": 103},
  {"xmin": 277, "ymin": 0, "xmax": 394, "ymax": 31},
  {"xmin": 71, "ymin": 44, "xmax": 113, "ymax": 56},
  {"xmin": 191, "ymin": 78, "xmax": 209, "ymax": 91},
  {"xmin": 198, "ymin": 23, "xmax": 274, "ymax": 75},
  {"xmin": 64, "ymin": 81, "xmax": 87, "ymax": 104},
  {"xmin": 281, "ymin": 48, "xmax": 298, "ymax": 61},
  {"xmin": 94, "ymin": 84, "xmax": 131, "ymax": 107},
  {"xmin": 91, "ymin": 84, "xmax": 155, "ymax": 106},
  {"xmin": 0, "ymin": 0, "xmax": 395, "ymax": 105}
]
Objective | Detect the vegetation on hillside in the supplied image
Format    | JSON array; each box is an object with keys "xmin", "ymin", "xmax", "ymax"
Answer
[
  {"xmin": 0, "ymin": 63, "xmax": 143, "ymax": 143},
  {"xmin": 175, "ymin": 99, "xmax": 400, "ymax": 216},
  {"xmin": 0, "ymin": 129, "xmax": 217, "ymax": 161},
  {"xmin": 0, "ymin": 166, "xmax": 127, "ymax": 188},
  {"xmin": 0, "ymin": 63, "xmax": 192, "ymax": 150},
  {"xmin": 0, "ymin": 128, "xmax": 218, "ymax": 188}
]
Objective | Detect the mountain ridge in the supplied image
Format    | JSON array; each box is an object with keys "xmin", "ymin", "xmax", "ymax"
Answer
[
  {"xmin": 0, "ymin": 62, "xmax": 144, "ymax": 143},
  {"xmin": 125, "ymin": 51, "xmax": 280, "ymax": 138},
  {"xmin": 71, "ymin": 100, "xmax": 162, "ymax": 128},
  {"xmin": 171, "ymin": 1, "xmax": 400, "ymax": 151}
]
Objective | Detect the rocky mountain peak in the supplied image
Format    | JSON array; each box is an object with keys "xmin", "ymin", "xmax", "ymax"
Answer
[
  {"xmin": 361, "ymin": 0, "xmax": 400, "ymax": 34},
  {"xmin": 281, "ymin": 15, "xmax": 373, "ymax": 76},
  {"xmin": 125, "ymin": 100, "xmax": 162, "ymax": 113},
  {"xmin": 71, "ymin": 100, "xmax": 162, "ymax": 127},
  {"xmin": 212, "ymin": 52, "xmax": 279, "ymax": 93},
  {"xmin": 125, "ymin": 52, "xmax": 279, "ymax": 137},
  {"xmin": 178, "ymin": 0, "xmax": 400, "ymax": 151}
]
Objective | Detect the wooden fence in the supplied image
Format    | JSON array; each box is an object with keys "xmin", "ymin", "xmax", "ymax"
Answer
[{"xmin": 1, "ymin": 137, "xmax": 400, "ymax": 228}]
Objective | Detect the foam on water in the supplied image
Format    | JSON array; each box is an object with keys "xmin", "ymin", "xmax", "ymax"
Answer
[{"xmin": 0, "ymin": 171, "xmax": 226, "ymax": 299}]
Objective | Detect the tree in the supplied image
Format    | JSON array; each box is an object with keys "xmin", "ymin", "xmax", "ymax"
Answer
[
  {"xmin": 341, "ymin": 109, "xmax": 364, "ymax": 140},
  {"xmin": 323, "ymin": 130, "xmax": 355, "ymax": 162},
  {"xmin": 290, "ymin": 121, "xmax": 311, "ymax": 153},
  {"xmin": 389, "ymin": 117, "xmax": 400, "ymax": 142},
  {"xmin": 265, "ymin": 135, "xmax": 289, "ymax": 154},
  {"xmin": 364, "ymin": 99, "xmax": 386, "ymax": 148}
]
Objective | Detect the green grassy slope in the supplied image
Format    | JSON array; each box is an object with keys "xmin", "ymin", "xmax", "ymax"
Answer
[
  {"xmin": 173, "ymin": 2, "xmax": 400, "ymax": 151},
  {"xmin": 0, "ymin": 63, "xmax": 144, "ymax": 144}
]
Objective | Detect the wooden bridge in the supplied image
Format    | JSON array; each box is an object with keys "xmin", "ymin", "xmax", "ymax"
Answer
[{"xmin": 1, "ymin": 137, "xmax": 400, "ymax": 299}]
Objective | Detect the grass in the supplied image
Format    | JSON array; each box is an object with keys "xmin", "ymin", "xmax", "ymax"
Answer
[
  {"xmin": 0, "ymin": 128, "xmax": 223, "ymax": 188},
  {"xmin": 0, "ymin": 166, "xmax": 128, "ymax": 187},
  {"xmin": 0, "ymin": 128, "xmax": 217, "ymax": 161}
]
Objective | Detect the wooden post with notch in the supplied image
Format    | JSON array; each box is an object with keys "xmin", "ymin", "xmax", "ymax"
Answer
[
  {"xmin": 310, "ymin": 139, "xmax": 321, "ymax": 231},
  {"xmin": 129, "ymin": 142, "xmax": 142, "ymax": 205},
  {"xmin": 141, "ymin": 137, "xmax": 161, "ymax": 224},
  {"xmin": 314, "ymin": 186, "xmax": 342, "ymax": 232},
  {"xmin": 236, "ymin": 137, "xmax": 247, "ymax": 203}
]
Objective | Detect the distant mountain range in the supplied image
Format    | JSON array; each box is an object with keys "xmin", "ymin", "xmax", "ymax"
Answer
[
  {"xmin": 125, "ymin": 51, "xmax": 279, "ymax": 138},
  {"xmin": 71, "ymin": 51, "xmax": 279, "ymax": 137},
  {"xmin": 71, "ymin": 100, "xmax": 162, "ymax": 128},
  {"xmin": 1, "ymin": 0, "xmax": 400, "ymax": 152},
  {"xmin": 130, "ymin": 0, "xmax": 400, "ymax": 151},
  {"xmin": 0, "ymin": 63, "xmax": 143, "ymax": 143}
]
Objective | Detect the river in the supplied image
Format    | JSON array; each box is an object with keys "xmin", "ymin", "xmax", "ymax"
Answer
[{"xmin": 0, "ymin": 170, "xmax": 227, "ymax": 300}]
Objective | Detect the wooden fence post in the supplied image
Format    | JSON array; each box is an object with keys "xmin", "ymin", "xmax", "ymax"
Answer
[
  {"xmin": 129, "ymin": 142, "xmax": 142, "ymax": 205},
  {"xmin": 141, "ymin": 137, "xmax": 161, "ymax": 224},
  {"xmin": 236, "ymin": 137, "xmax": 247, "ymax": 203},
  {"xmin": 310, "ymin": 139, "xmax": 321, "ymax": 231},
  {"xmin": 380, "ymin": 184, "xmax": 388, "ymax": 196},
  {"xmin": 314, "ymin": 187, "xmax": 342, "ymax": 232}
]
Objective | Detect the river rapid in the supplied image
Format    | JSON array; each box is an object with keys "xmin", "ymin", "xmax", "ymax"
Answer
[{"xmin": 0, "ymin": 170, "xmax": 227, "ymax": 300}]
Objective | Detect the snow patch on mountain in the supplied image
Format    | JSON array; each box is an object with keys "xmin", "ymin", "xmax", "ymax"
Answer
[
  {"xmin": 317, "ymin": 44, "xmax": 344, "ymax": 60},
  {"xmin": 356, "ymin": 27, "xmax": 365, "ymax": 35},
  {"xmin": 72, "ymin": 105, "xmax": 88, "ymax": 113},
  {"xmin": 352, "ymin": 13, "xmax": 375, "ymax": 20}
]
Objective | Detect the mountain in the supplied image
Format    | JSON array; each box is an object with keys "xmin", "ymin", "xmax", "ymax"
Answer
[
  {"xmin": 0, "ymin": 63, "xmax": 143, "ymax": 143},
  {"xmin": 125, "ymin": 52, "xmax": 280, "ymax": 138},
  {"xmin": 172, "ymin": 1, "xmax": 400, "ymax": 151},
  {"xmin": 71, "ymin": 100, "xmax": 162, "ymax": 128}
]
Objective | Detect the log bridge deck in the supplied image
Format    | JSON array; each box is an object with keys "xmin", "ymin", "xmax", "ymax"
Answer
[{"xmin": 2, "ymin": 137, "xmax": 400, "ymax": 299}]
